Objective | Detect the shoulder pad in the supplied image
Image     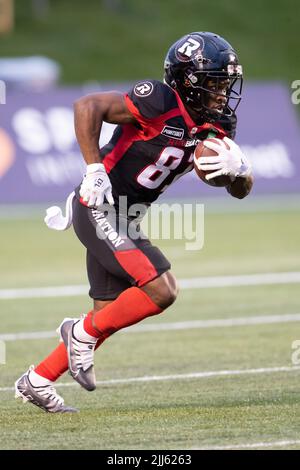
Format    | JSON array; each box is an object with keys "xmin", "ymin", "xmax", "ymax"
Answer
[{"xmin": 125, "ymin": 80, "xmax": 177, "ymax": 124}]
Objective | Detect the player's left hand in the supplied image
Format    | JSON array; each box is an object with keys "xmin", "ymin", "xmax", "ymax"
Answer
[{"xmin": 198, "ymin": 136, "xmax": 252, "ymax": 181}]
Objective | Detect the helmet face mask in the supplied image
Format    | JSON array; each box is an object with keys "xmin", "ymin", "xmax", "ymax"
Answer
[
  {"xmin": 164, "ymin": 32, "xmax": 243, "ymax": 123},
  {"xmin": 185, "ymin": 70, "xmax": 243, "ymax": 121}
]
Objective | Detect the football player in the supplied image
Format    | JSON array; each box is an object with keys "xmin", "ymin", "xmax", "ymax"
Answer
[{"xmin": 15, "ymin": 32, "xmax": 253, "ymax": 412}]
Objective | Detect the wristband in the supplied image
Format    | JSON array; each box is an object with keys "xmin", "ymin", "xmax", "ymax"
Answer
[{"xmin": 86, "ymin": 163, "xmax": 105, "ymax": 174}]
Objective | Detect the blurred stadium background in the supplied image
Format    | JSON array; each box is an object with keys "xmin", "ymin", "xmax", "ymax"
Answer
[{"xmin": 0, "ymin": 0, "xmax": 300, "ymax": 450}]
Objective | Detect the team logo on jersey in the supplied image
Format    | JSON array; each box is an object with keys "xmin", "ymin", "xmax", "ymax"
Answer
[
  {"xmin": 175, "ymin": 36, "xmax": 205, "ymax": 63},
  {"xmin": 134, "ymin": 81, "xmax": 154, "ymax": 97},
  {"xmin": 161, "ymin": 126, "xmax": 184, "ymax": 140}
]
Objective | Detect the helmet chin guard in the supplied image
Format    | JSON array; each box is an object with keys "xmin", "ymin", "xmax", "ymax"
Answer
[{"xmin": 164, "ymin": 32, "xmax": 243, "ymax": 123}]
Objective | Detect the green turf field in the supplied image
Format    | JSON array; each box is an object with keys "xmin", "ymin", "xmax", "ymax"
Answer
[{"xmin": 0, "ymin": 205, "xmax": 300, "ymax": 450}]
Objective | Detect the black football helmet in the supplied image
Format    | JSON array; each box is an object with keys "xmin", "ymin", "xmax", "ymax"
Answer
[{"xmin": 164, "ymin": 32, "xmax": 243, "ymax": 123}]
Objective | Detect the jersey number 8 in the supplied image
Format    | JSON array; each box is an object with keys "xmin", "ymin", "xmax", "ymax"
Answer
[{"xmin": 137, "ymin": 147, "xmax": 192, "ymax": 190}]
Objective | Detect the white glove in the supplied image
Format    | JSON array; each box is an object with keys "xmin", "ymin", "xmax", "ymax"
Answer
[
  {"xmin": 79, "ymin": 163, "xmax": 114, "ymax": 207},
  {"xmin": 197, "ymin": 136, "xmax": 252, "ymax": 181}
]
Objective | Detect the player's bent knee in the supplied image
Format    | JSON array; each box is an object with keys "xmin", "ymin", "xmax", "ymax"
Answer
[
  {"xmin": 160, "ymin": 281, "xmax": 178, "ymax": 309},
  {"xmin": 141, "ymin": 272, "xmax": 178, "ymax": 310},
  {"xmin": 165, "ymin": 271, "xmax": 179, "ymax": 299},
  {"xmin": 163, "ymin": 287, "xmax": 177, "ymax": 308},
  {"xmin": 161, "ymin": 272, "xmax": 178, "ymax": 308}
]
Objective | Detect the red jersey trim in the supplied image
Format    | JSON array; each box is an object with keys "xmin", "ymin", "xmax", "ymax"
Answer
[
  {"xmin": 125, "ymin": 94, "xmax": 151, "ymax": 128},
  {"xmin": 103, "ymin": 125, "xmax": 141, "ymax": 174},
  {"xmin": 173, "ymin": 89, "xmax": 197, "ymax": 130},
  {"xmin": 104, "ymin": 92, "xmax": 227, "ymax": 176},
  {"xmin": 114, "ymin": 248, "xmax": 158, "ymax": 286},
  {"xmin": 172, "ymin": 89, "xmax": 227, "ymax": 138},
  {"xmin": 79, "ymin": 197, "xmax": 88, "ymax": 207},
  {"xmin": 124, "ymin": 94, "xmax": 182, "ymax": 141}
]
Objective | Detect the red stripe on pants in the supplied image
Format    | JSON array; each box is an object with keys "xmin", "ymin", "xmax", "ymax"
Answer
[{"xmin": 114, "ymin": 248, "xmax": 158, "ymax": 286}]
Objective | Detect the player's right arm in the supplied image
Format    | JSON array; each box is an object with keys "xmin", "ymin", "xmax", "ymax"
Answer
[
  {"xmin": 74, "ymin": 92, "xmax": 137, "ymax": 165},
  {"xmin": 73, "ymin": 92, "xmax": 137, "ymax": 206}
]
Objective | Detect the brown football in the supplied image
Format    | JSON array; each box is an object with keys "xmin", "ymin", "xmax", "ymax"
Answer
[{"xmin": 194, "ymin": 138, "xmax": 232, "ymax": 187}]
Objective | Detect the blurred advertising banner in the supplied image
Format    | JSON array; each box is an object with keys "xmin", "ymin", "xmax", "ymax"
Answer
[{"xmin": 0, "ymin": 82, "xmax": 299, "ymax": 203}]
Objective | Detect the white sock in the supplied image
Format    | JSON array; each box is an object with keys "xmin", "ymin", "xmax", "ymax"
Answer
[
  {"xmin": 29, "ymin": 370, "xmax": 53, "ymax": 387},
  {"xmin": 73, "ymin": 319, "xmax": 98, "ymax": 343}
]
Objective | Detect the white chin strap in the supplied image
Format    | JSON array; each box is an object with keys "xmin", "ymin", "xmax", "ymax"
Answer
[{"xmin": 44, "ymin": 191, "xmax": 75, "ymax": 231}]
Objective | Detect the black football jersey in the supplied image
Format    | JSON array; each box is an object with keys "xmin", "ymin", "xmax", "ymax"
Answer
[{"xmin": 80, "ymin": 80, "xmax": 236, "ymax": 208}]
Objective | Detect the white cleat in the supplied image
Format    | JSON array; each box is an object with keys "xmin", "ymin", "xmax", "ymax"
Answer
[
  {"xmin": 58, "ymin": 319, "xmax": 97, "ymax": 391},
  {"xmin": 15, "ymin": 366, "xmax": 78, "ymax": 413}
]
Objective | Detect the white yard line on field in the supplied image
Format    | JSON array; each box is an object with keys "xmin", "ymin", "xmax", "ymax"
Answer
[
  {"xmin": 1, "ymin": 271, "xmax": 300, "ymax": 300},
  {"xmin": 193, "ymin": 439, "xmax": 300, "ymax": 450},
  {"xmin": 1, "ymin": 312, "xmax": 300, "ymax": 342},
  {"xmin": 0, "ymin": 284, "xmax": 88, "ymax": 299},
  {"xmin": 1, "ymin": 365, "xmax": 300, "ymax": 392}
]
